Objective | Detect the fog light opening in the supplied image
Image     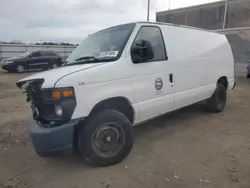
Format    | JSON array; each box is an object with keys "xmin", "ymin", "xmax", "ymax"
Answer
[{"xmin": 55, "ymin": 104, "xmax": 62, "ymax": 116}]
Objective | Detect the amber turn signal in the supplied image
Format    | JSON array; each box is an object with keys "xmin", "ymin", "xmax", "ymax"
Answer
[
  {"xmin": 51, "ymin": 90, "xmax": 60, "ymax": 100},
  {"xmin": 63, "ymin": 90, "xmax": 73, "ymax": 97}
]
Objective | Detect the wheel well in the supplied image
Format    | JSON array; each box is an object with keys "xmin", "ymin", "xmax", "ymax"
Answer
[
  {"xmin": 217, "ymin": 76, "xmax": 228, "ymax": 90},
  {"xmin": 73, "ymin": 97, "xmax": 134, "ymax": 153},
  {"xmin": 89, "ymin": 97, "xmax": 135, "ymax": 124}
]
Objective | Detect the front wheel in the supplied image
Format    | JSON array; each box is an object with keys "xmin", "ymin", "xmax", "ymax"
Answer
[
  {"xmin": 206, "ymin": 83, "xmax": 227, "ymax": 113},
  {"xmin": 78, "ymin": 109, "xmax": 134, "ymax": 167},
  {"xmin": 15, "ymin": 64, "xmax": 25, "ymax": 73}
]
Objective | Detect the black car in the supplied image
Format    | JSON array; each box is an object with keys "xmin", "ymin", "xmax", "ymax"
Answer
[{"xmin": 1, "ymin": 51, "xmax": 64, "ymax": 73}]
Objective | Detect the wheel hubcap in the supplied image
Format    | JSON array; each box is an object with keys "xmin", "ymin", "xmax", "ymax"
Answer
[
  {"xmin": 17, "ymin": 65, "xmax": 24, "ymax": 72},
  {"xmin": 53, "ymin": 64, "xmax": 57, "ymax": 69},
  {"xmin": 105, "ymin": 136, "xmax": 111, "ymax": 142},
  {"xmin": 92, "ymin": 123, "xmax": 125, "ymax": 158}
]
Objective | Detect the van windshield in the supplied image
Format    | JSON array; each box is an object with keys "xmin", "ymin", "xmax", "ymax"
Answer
[{"xmin": 67, "ymin": 23, "xmax": 135, "ymax": 64}]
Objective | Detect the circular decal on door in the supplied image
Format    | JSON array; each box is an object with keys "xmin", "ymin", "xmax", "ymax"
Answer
[{"xmin": 155, "ymin": 78, "xmax": 163, "ymax": 90}]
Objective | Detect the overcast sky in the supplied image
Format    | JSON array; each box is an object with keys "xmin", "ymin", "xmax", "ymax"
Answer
[{"xmin": 0, "ymin": 0, "xmax": 221, "ymax": 44}]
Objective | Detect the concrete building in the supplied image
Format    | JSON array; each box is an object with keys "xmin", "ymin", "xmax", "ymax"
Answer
[
  {"xmin": 156, "ymin": 0, "xmax": 250, "ymax": 29},
  {"xmin": 156, "ymin": 0, "xmax": 250, "ymax": 64}
]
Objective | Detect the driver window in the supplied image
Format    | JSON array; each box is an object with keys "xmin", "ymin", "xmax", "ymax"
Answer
[
  {"xmin": 31, "ymin": 52, "xmax": 41, "ymax": 58},
  {"xmin": 133, "ymin": 26, "xmax": 167, "ymax": 62}
]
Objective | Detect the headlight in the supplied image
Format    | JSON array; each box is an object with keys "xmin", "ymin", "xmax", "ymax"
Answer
[
  {"xmin": 6, "ymin": 61, "xmax": 13, "ymax": 64},
  {"xmin": 36, "ymin": 87, "xmax": 76, "ymax": 124},
  {"xmin": 55, "ymin": 104, "xmax": 63, "ymax": 116},
  {"xmin": 42, "ymin": 87, "xmax": 75, "ymax": 101}
]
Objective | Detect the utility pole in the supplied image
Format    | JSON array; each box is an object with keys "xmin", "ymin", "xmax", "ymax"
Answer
[
  {"xmin": 147, "ymin": 0, "xmax": 150, "ymax": 21},
  {"xmin": 223, "ymin": 0, "xmax": 228, "ymax": 29},
  {"xmin": 169, "ymin": 0, "xmax": 171, "ymax": 10}
]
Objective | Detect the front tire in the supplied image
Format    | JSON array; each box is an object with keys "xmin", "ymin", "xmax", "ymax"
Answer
[
  {"xmin": 15, "ymin": 64, "xmax": 25, "ymax": 73},
  {"xmin": 78, "ymin": 109, "xmax": 134, "ymax": 167},
  {"xmin": 206, "ymin": 83, "xmax": 227, "ymax": 113}
]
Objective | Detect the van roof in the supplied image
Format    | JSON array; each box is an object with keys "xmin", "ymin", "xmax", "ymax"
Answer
[
  {"xmin": 136, "ymin": 21, "xmax": 219, "ymax": 34},
  {"xmin": 94, "ymin": 22, "xmax": 222, "ymax": 36}
]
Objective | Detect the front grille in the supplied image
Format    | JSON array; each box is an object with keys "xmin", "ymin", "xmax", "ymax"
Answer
[{"xmin": 25, "ymin": 81, "xmax": 48, "ymax": 123}]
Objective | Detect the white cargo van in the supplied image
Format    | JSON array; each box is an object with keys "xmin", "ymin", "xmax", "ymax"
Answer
[{"xmin": 17, "ymin": 22, "xmax": 235, "ymax": 166}]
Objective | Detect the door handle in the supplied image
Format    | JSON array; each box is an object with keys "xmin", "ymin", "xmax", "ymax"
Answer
[{"xmin": 169, "ymin": 73, "xmax": 173, "ymax": 83}]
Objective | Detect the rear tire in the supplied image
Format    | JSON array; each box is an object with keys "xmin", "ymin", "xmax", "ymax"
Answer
[
  {"xmin": 52, "ymin": 63, "xmax": 58, "ymax": 69},
  {"xmin": 247, "ymin": 74, "xmax": 250, "ymax": 78},
  {"xmin": 206, "ymin": 83, "xmax": 227, "ymax": 113},
  {"xmin": 78, "ymin": 109, "xmax": 134, "ymax": 167}
]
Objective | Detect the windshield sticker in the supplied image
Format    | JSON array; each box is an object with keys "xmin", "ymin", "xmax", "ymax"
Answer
[{"xmin": 99, "ymin": 51, "xmax": 119, "ymax": 57}]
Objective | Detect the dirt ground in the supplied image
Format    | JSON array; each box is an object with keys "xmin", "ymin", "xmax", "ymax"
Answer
[{"xmin": 0, "ymin": 64, "xmax": 250, "ymax": 188}]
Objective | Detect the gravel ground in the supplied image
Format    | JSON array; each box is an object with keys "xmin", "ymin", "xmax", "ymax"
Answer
[{"xmin": 0, "ymin": 64, "xmax": 250, "ymax": 188}]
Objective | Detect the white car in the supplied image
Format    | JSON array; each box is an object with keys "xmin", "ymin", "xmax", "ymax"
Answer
[{"xmin": 17, "ymin": 22, "xmax": 235, "ymax": 166}]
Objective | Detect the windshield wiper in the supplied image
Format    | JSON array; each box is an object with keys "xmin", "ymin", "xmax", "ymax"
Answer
[
  {"xmin": 66, "ymin": 56, "xmax": 116, "ymax": 66},
  {"xmin": 64, "ymin": 56, "xmax": 104, "ymax": 66},
  {"xmin": 75, "ymin": 56, "xmax": 101, "ymax": 62}
]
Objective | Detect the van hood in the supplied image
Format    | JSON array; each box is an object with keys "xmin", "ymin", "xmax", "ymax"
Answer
[{"xmin": 16, "ymin": 63, "xmax": 104, "ymax": 89}]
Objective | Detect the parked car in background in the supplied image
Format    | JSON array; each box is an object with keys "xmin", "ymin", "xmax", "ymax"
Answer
[{"xmin": 1, "ymin": 51, "xmax": 63, "ymax": 73}]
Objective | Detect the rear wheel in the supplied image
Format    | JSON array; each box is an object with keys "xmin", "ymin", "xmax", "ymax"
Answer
[
  {"xmin": 15, "ymin": 64, "xmax": 25, "ymax": 73},
  {"xmin": 78, "ymin": 109, "xmax": 134, "ymax": 167},
  {"xmin": 247, "ymin": 74, "xmax": 250, "ymax": 78},
  {"xmin": 206, "ymin": 83, "xmax": 227, "ymax": 113},
  {"xmin": 52, "ymin": 63, "xmax": 58, "ymax": 69}
]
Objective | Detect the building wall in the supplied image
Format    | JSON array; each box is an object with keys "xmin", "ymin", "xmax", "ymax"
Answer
[
  {"xmin": 223, "ymin": 29, "xmax": 250, "ymax": 64},
  {"xmin": 156, "ymin": 0, "xmax": 250, "ymax": 29}
]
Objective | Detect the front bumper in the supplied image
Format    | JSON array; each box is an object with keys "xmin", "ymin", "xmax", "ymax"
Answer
[
  {"xmin": 1, "ymin": 64, "xmax": 14, "ymax": 71},
  {"xmin": 30, "ymin": 120, "xmax": 77, "ymax": 157}
]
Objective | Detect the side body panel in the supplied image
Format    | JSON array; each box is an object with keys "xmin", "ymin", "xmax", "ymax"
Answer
[{"xmin": 161, "ymin": 25, "xmax": 234, "ymax": 109}]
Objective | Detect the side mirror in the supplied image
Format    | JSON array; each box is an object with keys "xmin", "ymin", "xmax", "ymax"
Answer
[{"xmin": 131, "ymin": 40, "xmax": 154, "ymax": 63}]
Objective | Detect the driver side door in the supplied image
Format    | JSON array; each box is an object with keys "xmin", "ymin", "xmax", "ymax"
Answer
[{"xmin": 130, "ymin": 26, "xmax": 174, "ymax": 122}]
